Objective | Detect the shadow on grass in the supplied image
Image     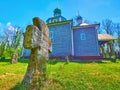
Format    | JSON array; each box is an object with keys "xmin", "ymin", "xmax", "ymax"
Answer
[
  {"xmin": 0, "ymin": 58, "xmax": 29, "ymax": 63},
  {"xmin": 10, "ymin": 82, "xmax": 21, "ymax": 90},
  {"xmin": 10, "ymin": 78, "xmax": 62, "ymax": 90},
  {"xmin": 70, "ymin": 59, "xmax": 120, "ymax": 64},
  {"xmin": 47, "ymin": 59, "xmax": 105, "ymax": 65},
  {"xmin": 0, "ymin": 59, "xmax": 11, "ymax": 62},
  {"xmin": 47, "ymin": 60, "xmax": 58, "ymax": 65},
  {"xmin": 18, "ymin": 59, "xmax": 29, "ymax": 63},
  {"xmin": 1, "ymin": 58, "xmax": 118, "ymax": 64}
]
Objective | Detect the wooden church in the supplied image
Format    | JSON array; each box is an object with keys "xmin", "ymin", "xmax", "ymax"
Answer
[{"xmin": 22, "ymin": 8, "xmax": 115, "ymax": 60}]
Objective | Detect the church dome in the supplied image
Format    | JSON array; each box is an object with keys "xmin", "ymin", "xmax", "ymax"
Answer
[
  {"xmin": 53, "ymin": 8, "xmax": 61, "ymax": 16},
  {"xmin": 76, "ymin": 15, "xmax": 83, "ymax": 21},
  {"xmin": 76, "ymin": 15, "xmax": 83, "ymax": 26}
]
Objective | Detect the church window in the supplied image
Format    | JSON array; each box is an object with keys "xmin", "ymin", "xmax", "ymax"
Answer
[
  {"xmin": 49, "ymin": 20, "xmax": 51, "ymax": 23},
  {"xmin": 49, "ymin": 30, "xmax": 54, "ymax": 42},
  {"xmin": 52, "ymin": 18, "xmax": 57, "ymax": 23},
  {"xmin": 80, "ymin": 33, "xmax": 86, "ymax": 40},
  {"xmin": 59, "ymin": 17, "xmax": 61, "ymax": 21}
]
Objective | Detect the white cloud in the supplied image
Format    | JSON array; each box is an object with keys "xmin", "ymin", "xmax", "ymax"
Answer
[
  {"xmin": 6, "ymin": 22, "xmax": 12, "ymax": 26},
  {"xmin": 0, "ymin": 22, "xmax": 16, "ymax": 37},
  {"xmin": 8, "ymin": 25, "xmax": 15, "ymax": 31},
  {"xmin": 6, "ymin": 22, "xmax": 15, "ymax": 31},
  {"xmin": 15, "ymin": 28, "xmax": 18, "ymax": 32}
]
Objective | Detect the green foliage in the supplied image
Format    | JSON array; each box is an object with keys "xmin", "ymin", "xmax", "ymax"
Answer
[
  {"xmin": 3, "ymin": 47, "xmax": 22, "ymax": 59},
  {"xmin": 12, "ymin": 30, "xmax": 22, "ymax": 49},
  {"xmin": 3, "ymin": 28, "xmax": 23, "ymax": 59},
  {"xmin": 0, "ymin": 41, "xmax": 5, "ymax": 57}
]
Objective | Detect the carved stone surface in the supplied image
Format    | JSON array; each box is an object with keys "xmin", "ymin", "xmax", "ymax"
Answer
[{"xmin": 21, "ymin": 17, "xmax": 52, "ymax": 90}]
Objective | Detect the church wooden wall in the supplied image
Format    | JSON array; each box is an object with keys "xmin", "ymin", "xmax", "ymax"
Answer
[
  {"xmin": 73, "ymin": 27, "xmax": 99, "ymax": 56},
  {"xmin": 49, "ymin": 23, "xmax": 72, "ymax": 56}
]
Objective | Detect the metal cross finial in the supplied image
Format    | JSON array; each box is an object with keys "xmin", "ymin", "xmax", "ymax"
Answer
[
  {"xmin": 56, "ymin": 0, "xmax": 59, "ymax": 8},
  {"xmin": 78, "ymin": 10, "xmax": 80, "ymax": 16}
]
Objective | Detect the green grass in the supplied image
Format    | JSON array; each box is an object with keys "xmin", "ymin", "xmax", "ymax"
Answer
[{"xmin": 0, "ymin": 59, "xmax": 120, "ymax": 90}]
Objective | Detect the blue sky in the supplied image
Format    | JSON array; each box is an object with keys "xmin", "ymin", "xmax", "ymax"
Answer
[{"xmin": 0, "ymin": 0, "xmax": 120, "ymax": 28}]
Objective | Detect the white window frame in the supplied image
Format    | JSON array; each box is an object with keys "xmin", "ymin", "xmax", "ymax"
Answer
[
  {"xmin": 80, "ymin": 33, "xmax": 86, "ymax": 40},
  {"xmin": 50, "ymin": 30, "xmax": 54, "ymax": 42}
]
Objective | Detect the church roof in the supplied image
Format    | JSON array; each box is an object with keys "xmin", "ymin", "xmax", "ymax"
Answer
[
  {"xmin": 98, "ymin": 34, "xmax": 116, "ymax": 41},
  {"xmin": 72, "ymin": 24, "xmax": 100, "ymax": 29},
  {"xmin": 80, "ymin": 23, "xmax": 89, "ymax": 26},
  {"xmin": 46, "ymin": 16, "xmax": 66, "ymax": 23}
]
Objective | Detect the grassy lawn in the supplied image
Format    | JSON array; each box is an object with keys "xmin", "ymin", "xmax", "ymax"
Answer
[{"xmin": 0, "ymin": 59, "xmax": 120, "ymax": 90}]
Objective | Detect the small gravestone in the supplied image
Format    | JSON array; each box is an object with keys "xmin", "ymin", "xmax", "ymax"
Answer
[
  {"xmin": 11, "ymin": 54, "xmax": 18, "ymax": 64},
  {"xmin": 21, "ymin": 17, "xmax": 52, "ymax": 90}
]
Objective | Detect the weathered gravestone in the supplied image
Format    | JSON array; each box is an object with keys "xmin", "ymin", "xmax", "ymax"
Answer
[
  {"xmin": 21, "ymin": 17, "xmax": 52, "ymax": 90},
  {"xmin": 11, "ymin": 54, "xmax": 18, "ymax": 64}
]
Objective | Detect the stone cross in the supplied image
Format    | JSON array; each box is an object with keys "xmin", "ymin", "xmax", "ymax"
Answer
[{"xmin": 21, "ymin": 17, "xmax": 52, "ymax": 90}]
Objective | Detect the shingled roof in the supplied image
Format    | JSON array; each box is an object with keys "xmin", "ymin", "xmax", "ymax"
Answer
[{"xmin": 98, "ymin": 34, "xmax": 116, "ymax": 41}]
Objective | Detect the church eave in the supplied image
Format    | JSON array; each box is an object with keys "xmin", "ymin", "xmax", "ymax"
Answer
[
  {"xmin": 46, "ymin": 16, "xmax": 66, "ymax": 22},
  {"xmin": 47, "ymin": 20, "xmax": 72, "ymax": 26},
  {"xmin": 72, "ymin": 24, "xmax": 100, "ymax": 30}
]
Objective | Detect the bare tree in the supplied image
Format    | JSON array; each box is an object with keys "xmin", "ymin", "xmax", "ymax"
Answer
[
  {"xmin": 115, "ymin": 23, "xmax": 120, "ymax": 49},
  {"xmin": 102, "ymin": 19, "xmax": 114, "ymax": 35},
  {"xmin": 114, "ymin": 23, "xmax": 120, "ymax": 58},
  {"xmin": 3, "ymin": 26, "xmax": 23, "ymax": 62},
  {"xmin": 101, "ymin": 19, "xmax": 115, "ymax": 58},
  {"xmin": 115, "ymin": 23, "xmax": 120, "ymax": 36}
]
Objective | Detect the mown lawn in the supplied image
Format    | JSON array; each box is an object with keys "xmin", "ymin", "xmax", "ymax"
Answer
[{"xmin": 0, "ymin": 59, "xmax": 120, "ymax": 90}]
